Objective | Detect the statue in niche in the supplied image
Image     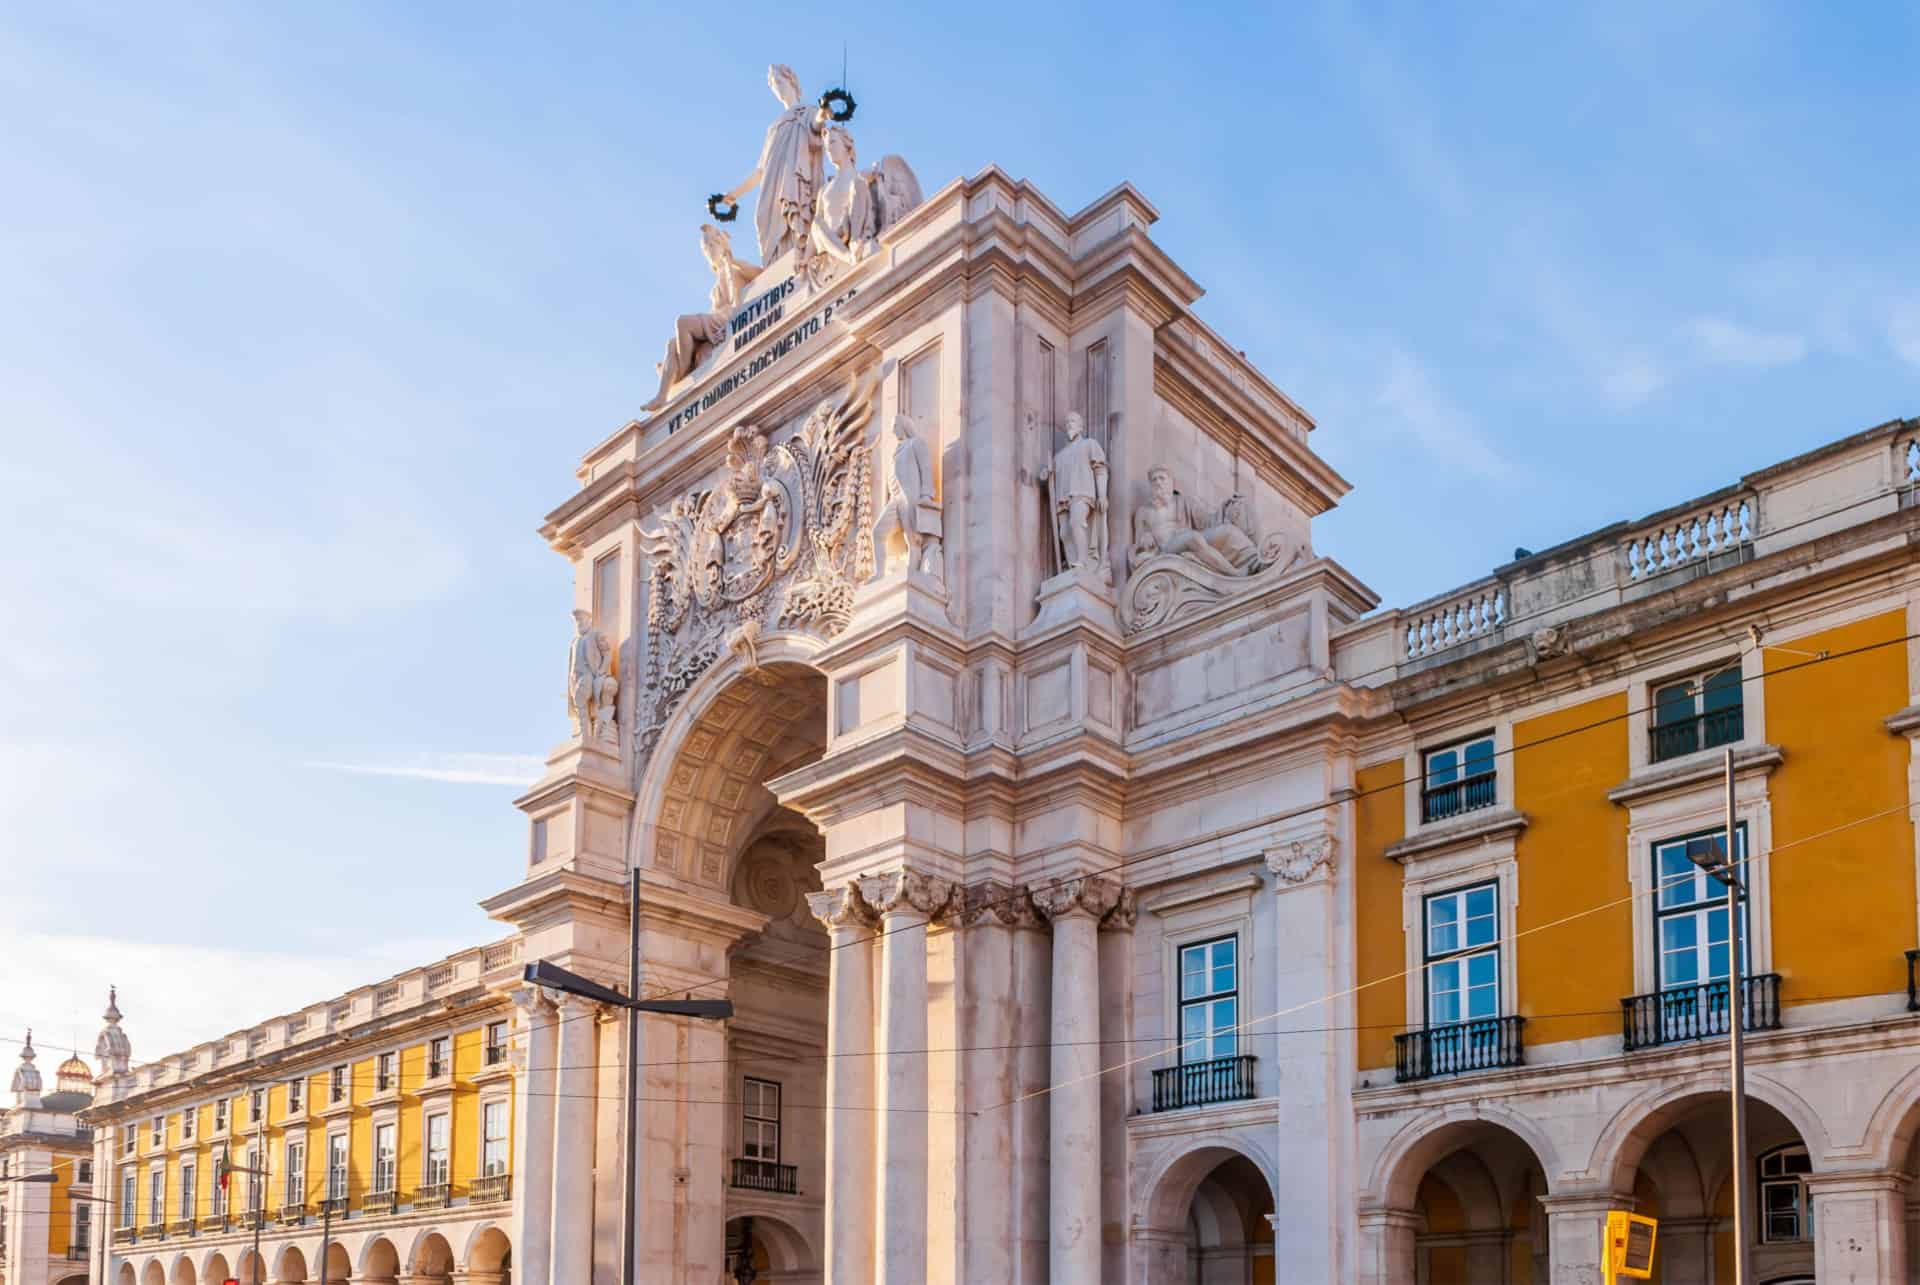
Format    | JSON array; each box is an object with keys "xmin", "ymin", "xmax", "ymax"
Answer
[
  {"xmin": 1041, "ymin": 412, "xmax": 1110, "ymax": 580},
  {"xmin": 1131, "ymin": 465, "xmax": 1264, "ymax": 576},
  {"xmin": 716, "ymin": 64, "xmax": 830, "ymax": 265},
  {"xmin": 567, "ymin": 610, "xmax": 619, "ymax": 744},
  {"xmin": 873, "ymin": 414, "xmax": 942, "ymax": 580},
  {"xmin": 641, "ymin": 224, "xmax": 760, "ymax": 414},
  {"xmin": 807, "ymin": 125, "xmax": 924, "ymax": 281}
]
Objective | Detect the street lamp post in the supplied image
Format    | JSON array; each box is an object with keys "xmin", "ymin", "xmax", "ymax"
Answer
[{"xmin": 522, "ymin": 956, "xmax": 733, "ymax": 1285}]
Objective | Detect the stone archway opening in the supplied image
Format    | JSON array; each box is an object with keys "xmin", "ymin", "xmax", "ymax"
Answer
[
  {"xmin": 466, "ymin": 1225, "xmax": 512, "ymax": 1283},
  {"xmin": 274, "ymin": 1243, "xmax": 308, "ymax": 1283},
  {"xmin": 141, "ymin": 1260, "xmax": 165, "ymax": 1285},
  {"xmin": 232, "ymin": 1249, "xmax": 264, "ymax": 1284},
  {"xmin": 359, "ymin": 1237, "xmax": 399, "ymax": 1284},
  {"xmin": 724, "ymin": 1212, "xmax": 816, "ymax": 1282},
  {"xmin": 410, "ymin": 1231, "xmax": 454, "ymax": 1283},
  {"xmin": 1614, "ymin": 1094, "xmax": 1813, "ymax": 1285},
  {"xmin": 116, "ymin": 1263, "xmax": 137, "ymax": 1285},
  {"xmin": 169, "ymin": 1252, "xmax": 198, "ymax": 1285},
  {"xmin": 201, "ymin": 1251, "xmax": 230, "ymax": 1284},
  {"xmin": 1373, "ymin": 1118, "xmax": 1553, "ymax": 1285},
  {"xmin": 1136, "ymin": 1143, "xmax": 1277, "ymax": 1285},
  {"xmin": 320, "ymin": 1242, "xmax": 351, "ymax": 1284}
]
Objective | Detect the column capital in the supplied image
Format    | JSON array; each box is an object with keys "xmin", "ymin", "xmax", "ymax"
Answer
[
  {"xmin": 807, "ymin": 883, "xmax": 878, "ymax": 931},
  {"xmin": 510, "ymin": 984, "xmax": 557, "ymax": 1017},
  {"xmin": 1265, "ymin": 835, "xmax": 1336, "ymax": 887},
  {"xmin": 1537, "ymin": 1191, "xmax": 1637, "ymax": 1215},
  {"xmin": 1030, "ymin": 874, "xmax": 1124, "ymax": 922},
  {"xmin": 951, "ymin": 880, "xmax": 1040, "ymax": 929},
  {"xmin": 858, "ymin": 869, "xmax": 954, "ymax": 920},
  {"xmin": 1101, "ymin": 886, "xmax": 1137, "ymax": 932}
]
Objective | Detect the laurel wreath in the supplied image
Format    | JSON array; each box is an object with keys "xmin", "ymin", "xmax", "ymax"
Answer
[
  {"xmin": 707, "ymin": 194, "xmax": 739, "ymax": 222},
  {"xmin": 819, "ymin": 88, "xmax": 857, "ymax": 122}
]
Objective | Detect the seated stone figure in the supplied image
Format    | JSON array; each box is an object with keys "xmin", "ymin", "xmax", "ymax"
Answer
[
  {"xmin": 641, "ymin": 224, "xmax": 760, "ymax": 413},
  {"xmin": 1130, "ymin": 466, "xmax": 1260, "ymax": 576}
]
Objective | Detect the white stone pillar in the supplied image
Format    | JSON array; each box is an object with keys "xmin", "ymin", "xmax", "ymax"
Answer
[
  {"xmin": 808, "ymin": 884, "xmax": 879, "ymax": 1285},
  {"xmin": 1034, "ymin": 875, "xmax": 1122, "ymax": 1284},
  {"xmin": 547, "ymin": 992, "xmax": 598, "ymax": 1284},
  {"xmin": 1355, "ymin": 1209, "xmax": 1419, "ymax": 1285},
  {"xmin": 957, "ymin": 883, "xmax": 1018, "ymax": 1283},
  {"xmin": 860, "ymin": 869, "xmax": 954, "ymax": 1284},
  {"xmin": 508, "ymin": 986, "xmax": 558, "ymax": 1285},
  {"xmin": 1810, "ymin": 1170, "xmax": 1909, "ymax": 1284},
  {"xmin": 1539, "ymin": 1193, "xmax": 1629, "ymax": 1285}
]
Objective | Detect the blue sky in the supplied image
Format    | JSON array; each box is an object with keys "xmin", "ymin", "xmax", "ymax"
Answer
[{"xmin": 2, "ymin": 2, "xmax": 1914, "ymax": 1062}]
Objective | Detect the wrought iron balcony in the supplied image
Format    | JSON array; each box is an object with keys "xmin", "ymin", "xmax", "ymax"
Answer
[
  {"xmin": 197, "ymin": 1214, "xmax": 225, "ymax": 1233},
  {"xmin": 275, "ymin": 1203, "xmax": 307, "ymax": 1226},
  {"xmin": 167, "ymin": 1217, "xmax": 195, "ymax": 1237},
  {"xmin": 730, "ymin": 1158, "xmax": 798, "ymax": 1195},
  {"xmin": 363, "ymin": 1189, "xmax": 397, "ymax": 1216},
  {"xmin": 140, "ymin": 1222, "xmax": 164, "ymax": 1239},
  {"xmin": 1622, "ymin": 974, "xmax": 1782, "ymax": 1051},
  {"xmin": 1150, "ymin": 1054, "xmax": 1258, "ymax": 1112},
  {"xmin": 321, "ymin": 1195, "xmax": 350, "ymax": 1217},
  {"xmin": 413, "ymin": 1182, "xmax": 452, "ymax": 1210},
  {"xmin": 1394, "ymin": 1015, "xmax": 1526, "ymax": 1082},
  {"xmin": 111, "ymin": 1226, "xmax": 137, "ymax": 1247},
  {"xmin": 240, "ymin": 1208, "xmax": 266, "ymax": 1230},
  {"xmin": 1421, "ymin": 771, "xmax": 1498, "ymax": 824},
  {"xmin": 484, "ymin": 1043, "xmax": 508, "ymax": 1066},
  {"xmin": 471, "ymin": 1173, "xmax": 512, "ymax": 1203},
  {"xmin": 1649, "ymin": 706, "xmax": 1744, "ymax": 763}
]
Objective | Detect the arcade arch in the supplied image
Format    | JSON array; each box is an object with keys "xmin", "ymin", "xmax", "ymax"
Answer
[{"xmin": 1369, "ymin": 1116, "xmax": 1554, "ymax": 1284}]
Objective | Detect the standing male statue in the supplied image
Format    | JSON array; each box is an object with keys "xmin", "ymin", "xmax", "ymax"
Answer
[
  {"xmin": 716, "ymin": 64, "xmax": 829, "ymax": 264},
  {"xmin": 567, "ymin": 609, "xmax": 619, "ymax": 744},
  {"xmin": 873, "ymin": 414, "xmax": 942, "ymax": 580},
  {"xmin": 1041, "ymin": 412, "xmax": 1110, "ymax": 577}
]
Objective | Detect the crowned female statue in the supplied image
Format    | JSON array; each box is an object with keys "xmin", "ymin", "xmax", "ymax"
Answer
[
  {"xmin": 716, "ymin": 64, "xmax": 829, "ymax": 264},
  {"xmin": 809, "ymin": 124, "xmax": 924, "ymax": 272}
]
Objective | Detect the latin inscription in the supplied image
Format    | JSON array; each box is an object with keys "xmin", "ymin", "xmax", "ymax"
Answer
[{"xmin": 667, "ymin": 281, "xmax": 857, "ymax": 434}]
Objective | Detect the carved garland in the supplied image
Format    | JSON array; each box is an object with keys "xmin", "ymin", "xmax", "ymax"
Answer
[{"xmin": 636, "ymin": 367, "xmax": 881, "ymax": 757}]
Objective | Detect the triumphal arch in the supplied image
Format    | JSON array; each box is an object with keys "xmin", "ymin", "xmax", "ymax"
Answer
[{"xmin": 485, "ymin": 64, "xmax": 1372, "ymax": 1283}]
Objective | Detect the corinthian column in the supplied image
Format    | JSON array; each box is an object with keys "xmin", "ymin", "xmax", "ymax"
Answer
[
  {"xmin": 1033, "ymin": 874, "xmax": 1122, "ymax": 1284},
  {"xmin": 547, "ymin": 992, "xmax": 599, "ymax": 1284},
  {"xmin": 508, "ymin": 987, "xmax": 557, "ymax": 1285},
  {"xmin": 858, "ymin": 868, "xmax": 954, "ymax": 1284},
  {"xmin": 808, "ymin": 884, "xmax": 880, "ymax": 1285}
]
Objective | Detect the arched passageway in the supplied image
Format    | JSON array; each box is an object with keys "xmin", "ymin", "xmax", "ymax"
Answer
[
  {"xmin": 410, "ymin": 1230, "xmax": 455, "ymax": 1283},
  {"xmin": 320, "ymin": 1241, "xmax": 351, "ymax": 1284},
  {"xmin": 724, "ymin": 1212, "xmax": 817, "ymax": 1283},
  {"xmin": 359, "ymin": 1236, "xmax": 400, "ymax": 1284},
  {"xmin": 273, "ymin": 1242, "xmax": 308, "ymax": 1283},
  {"xmin": 200, "ymin": 1252, "xmax": 230, "ymax": 1283},
  {"xmin": 1135, "ymin": 1143, "xmax": 1277, "ymax": 1284},
  {"xmin": 141, "ymin": 1260, "xmax": 166, "ymax": 1285},
  {"xmin": 1365, "ymin": 1115, "xmax": 1555, "ymax": 1284},
  {"xmin": 169, "ymin": 1252, "xmax": 197, "ymax": 1285},
  {"xmin": 116, "ymin": 1264, "xmax": 137, "ymax": 1285},
  {"xmin": 466, "ymin": 1225, "xmax": 512, "ymax": 1284}
]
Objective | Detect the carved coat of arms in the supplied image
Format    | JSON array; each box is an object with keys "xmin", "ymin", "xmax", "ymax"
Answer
[{"xmin": 636, "ymin": 366, "xmax": 880, "ymax": 754}]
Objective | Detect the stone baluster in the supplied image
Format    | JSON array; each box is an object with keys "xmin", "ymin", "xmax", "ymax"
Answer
[
  {"xmin": 859, "ymin": 868, "xmax": 955, "ymax": 1284},
  {"xmin": 508, "ymin": 986, "xmax": 557, "ymax": 1285},
  {"xmin": 547, "ymin": 991, "xmax": 599, "ymax": 1284},
  {"xmin": 1033, "ymin": 874, "xmax": 1122, "ymax": 1283},
  {"xmin": 807, "ymin": 884, "xmax": 880, "ymax": 1285}
]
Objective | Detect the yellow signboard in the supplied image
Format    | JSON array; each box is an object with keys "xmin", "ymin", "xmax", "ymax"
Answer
[{"xmin": 1603, "ymin": 1210, "xmax": 1658, "ymax": 1282}]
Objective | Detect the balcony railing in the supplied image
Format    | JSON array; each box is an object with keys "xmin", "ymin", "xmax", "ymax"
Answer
[
  {"xmin": 140, "ymin": 1222, "xmax": 164, "ymax": 1239},
  {"xmin": 1394, "ymin": 1015, "xmax": 1526, "ymax": 1083},
  {"xmin": 1622, "ymin": 974, "xmax": 1782, "ymax": 1051},
  {"xmin": 112, "ymin": 1226, "xmax": 137, "ymax": 1247},
  {"xmin": 414, "ymin": 1182, "xmax": 452, "ymax": 1210},
  {"xmin": 1150, "ymin": 1054, "xmax": 1258, "ymax": 1112},
  {"xmin": 485, "ymin": 1042, "xmax": 508, "ymax": 1066},
  {"xmin": 322, "ymin": 1195, "xmax": 350, "ymax": 1217},
  {"xmin": 197, "ymin": 1214, "xmax": 225, "ymax": 1233},
  {"xmin": 730, "ymin": 1158, "xmax": 798, "ymax": 1195},
  {"xmin": 240, "ymin": 1208, "xmax": 266, "ymax": 1231},
  {"xmin": 167, "ymin": 1217, "xmax": 195, "ymax": 1237},
  {"xmin": 364, "ymin": 1189, "xmax": 397, "ymax": 1216},
  {"xmin": 471, "ymin": 1173, "xmax": 512, "ymax": 1203},
  {"xmin": 67, "ymin": 1245, "xmax": 91, "ymax": 1260},
  {"xmin": 1421, "ymin": 772, "xmax": 1497, "ymax": 824},
  {"xmin": 1907, "ymin": 949, "xmax": 1918, "ymax": 1012},
  {"xmin": 1649, "ymin": 706, "xmax": 1744, "ymax": 763}
]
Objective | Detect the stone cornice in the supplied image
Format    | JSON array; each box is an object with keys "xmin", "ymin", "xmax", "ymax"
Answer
[
  {"xmin": 1606, "ymin": 743, "xmax": 1784, "ymax": 806},
  {"xmin": 478, "ymin": 866, "xmax": 628, "ymax": 933},
  {"xmin": 1383, "ymin": 807, "xmax": 1529, "ymax": 865},
  {"xmin": 1153, "ymin": 357, "xmax": 1346, "ymax": 517}
]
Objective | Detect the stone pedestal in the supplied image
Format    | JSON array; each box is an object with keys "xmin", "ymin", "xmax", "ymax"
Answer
[
  {"xmin": 1810, "ymin": 1170, "xmax": 1909, "ymax": 1284},
  {"xmin": 809, "ymin": 886, "xmax": 878, "ymax": 1285},
  {"xmin": 508, "ymin": 987, "xmax": 557, "ymax": 1285},
  {"xmin": 1029, "ymin": 566, "xmax": 1119, "ymax": 635}
]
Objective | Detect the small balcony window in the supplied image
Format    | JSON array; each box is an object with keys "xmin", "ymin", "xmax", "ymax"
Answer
[
  {"xmin": 329, "ymin": 1065, "xmax": 347, "ymax": 1104},
  {"xmin": 1650, "ymin": 663, "xmax": 1743, "ymax": 762},
  {"xmin": 485, "ymin": 1020, "xmax": 509, "ymax": 1066},
  {"xmin": 375, "ymin": 1052, "xmax": 396, "ymax": 1092},
  {"xmin": 286, "ymin": 1078, "xmax": 303, "ymax": 1114},
  {"xmin": 213, "ymin": 1099, "xmax": 228, "ymax": 1133},
  {"xmin": 1422, "ymin": 736, "xmax": 1496, "ymax": 823},
  {"xmin": 428, "ymin": 1036, "xmax": 449, "ymax": 1080}
]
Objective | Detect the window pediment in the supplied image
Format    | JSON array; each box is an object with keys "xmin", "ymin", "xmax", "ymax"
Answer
[
  {"xmin": 1384, "ymin": 807, "xmax": 1528, "ymax": 866},
  {"xmin": 1607, "ymin": 743, "xmax": 1782, "ymax": 808}
]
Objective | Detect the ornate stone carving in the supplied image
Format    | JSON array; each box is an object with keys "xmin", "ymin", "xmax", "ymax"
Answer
[
  {"xmin": 1040, "ymin": 413, "xmax": 1111, "ymax": 581},
  {"xmin": 636, "ymin": 367, "xmax": 881, "ymax": 756},
  {"xmin": 736, "ymin": 850, "xmax": 799, "ymax": 919},
  {"xmin": 1102, "ymin": 886, "xmax": 1138, "ymax": 932},
  {"xmin": 806, "ymin": 125, "xmax": 923, "ymax": 287},
  {"xmin": 718, "ymin": 64, "xmax": 830, "ymax": 265},
  {"xmin": 641, "ymin": 224, "xmax": 760, "ymax": 414},
  {"xmin": 1119, "ymin": 465, "xmax": 1307, "ymax": 634},
  {"xmin": 1265, "ymin": 835, "xmax": 1336, "ymax": 886},
  {"xmin": 567, "ymin": 610, "xmax": 619, "ymax": 745},
  {"xmin": 1530, "ymin": 625, "xmax": 1572, "ymax": 659},
  {"xmin": 1029, "ymin": 874, "xmax": 1124, "ymax": 922},
  {"xmin": 807, "ymin": 884, "xmax": 878, "ymax": 931},
  {"xmin": 858, "ymin": 869, "xmax": 955, "ymax": 920},
  {"xmin": 873, "ymin": 414, "xmax": 943, "ymax": 581}
]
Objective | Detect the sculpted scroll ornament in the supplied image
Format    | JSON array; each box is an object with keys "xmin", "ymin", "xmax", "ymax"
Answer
[
  {"xmin": 636, "ymin": 368, "xmax": 881, "ymax": 756},
  {"xmin": 1119, "ymin": 465, "xmax": 1308, "ymax": 635},
  {"xmin": 1265, "ymin": 836, "xmax": 1336, "ymax": 886}
]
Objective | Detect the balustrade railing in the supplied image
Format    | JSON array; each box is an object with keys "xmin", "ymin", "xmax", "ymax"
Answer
[
  {"xmin": 363, "ymin": 1189, "xmax": 396, "ymax": 1216},
  {"xmin": 471, "ymin": 1173, "xmax": 512, "ymax": 1203},
  {"xmin": 1622, "ymin": 974, "xmax": 1781, "ymax": 1051},
  {"xmin": 275, "ymin": 1203, "xmax": 307, "ymax": 1226},
  {"xmin": 1649, "ymin": 707, "xmax": 1745, "ymax": 762},
  {"xmin": 1404, "ymin": 585, "xmax": 1507, "ymax": 660},
  {"xmin": 1150, "ymin": 1054, "xmax": 1258, "ymax": 1112},
  {"xmin": 1421, "ymin": 771, "xmax": 1498, "ymax": 823},
  {"xmin": 1394, "ymin": 1016, "xmax": 1526, "ymax": 1082},
  {"xmin": 1623, "ymin": 495, "xmax": 1754, "ymax": 581},
  {"xmin": 730, "ymin": 1158, "xmax": 799, "ymax": 1195},
  {"xmin": 111, "ymin": 1226, "xmax": 137, "ymax": 1247},
  {"xmin": 414, "ymin": 1182, "xmax": 452, "ymax": 1210}
]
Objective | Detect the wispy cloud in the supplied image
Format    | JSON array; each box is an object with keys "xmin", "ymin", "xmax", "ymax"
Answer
[
  {"xmin": 1376, "ymin": 349, "xmax": 1514, "ymax": 481},
  {"xmin": 307, "ymin": 752, "xmax": 546, "ymax": 787},
  {"xmin": 1685, "ymin": 316, "xmax": 1808, "ymax": 368}
]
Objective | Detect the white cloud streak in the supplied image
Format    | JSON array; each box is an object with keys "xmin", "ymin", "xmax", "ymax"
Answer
[
  {"xmin": 1685, "ymin": 316, "xmax": 1808, "ymax": 368},
  {"xmin": 306, "ymin": 753, "xmax": 546, "ymax": 787}
]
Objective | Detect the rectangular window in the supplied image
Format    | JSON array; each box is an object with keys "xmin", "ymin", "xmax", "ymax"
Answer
[
  {"xmin": 181, "ymin": 1109, "xmax": 194, "ymax": 1140},
  {"xmin": 481, "ymin": 1101, "xmax": 509, "ymax": 1176},
  {"xmin": 249, "ymin": 1088, "xmax": 265, "ymax": 1123},
  {"xmin": 1177, "ymin": 936, "xmax": 1239, "ymax": 1063},
  {"xmin": 78, "ymin": 1159, "xmax": 93, "ymax": 1185},
  {"xmin": 1759, "ymin": 1145, "xmax": 1812, "ymax": 1242},
  {"xmin": 372, "ymin": 1124, "xmax": 396, "ymax": 1193},
  {"xmin": 376, "ymin": 1052, "xmax": 395, "ymax": 1092},
  {"xmin": 1651, "ymin": 662, "xmax": 1744, "ymax": 762},
  {"xmin": 120, "ymin": 1172, "xmax": 136, "ymax": 1227},
  {"xmin": 594, "ymin": 552, "xmax": 623, "ymax": 631},
  {"xmin": 124, "ymin": 1126, "xmax": 137, "ymax": 1156},
  {"xmin": 148, "ymin": 1166, "xmax": 165, "ymax": 1224},
  {"xmin": 284, "ymin": 1140, "xmax": 305, "ymax": 1207},
  {"xmin": 1654, "ymin": 825, "xmax": 1750, "ymax": 991},
  {"xmin": 179, "ymin": 1161, "xmax": 196, "ymax": 1220},
  {"xmin": 326, "ymin": 1134, "xmax": 349, "ymax": 1200},
  {"xmin": 742, "ymin": 1079, "xmax": 781, "ymax": 1163},
  {"xmin": 329, "ymin": 1065, "xmax": 347, "ymax": 1104},
  {"xmin": 244, "ymin": 1145, "xmax": 261, "ymax": 1211},
  {"xmin": 213, "ymin": 1099, "xmax": 228, "ymax": 1132},
  {"xmin": 425, "ymin": 1113, "xmax": 450, "ymax": 1185},
  {"xmin": 149, "ymin": 1116, "xmax": 162, "ymax": 1147},
  {"xmin": 428, "ymin": 1036, "xmax": 450, "ymax": 1080},
  {"xmin": 1422, "ymin": 735, "xmax": 1497, "ymax": 823},
  {"xmin": 485, "ymin": 1021, "xmax": 509, "ymax": 1065},
  {"xmin": 1424, "ymin": 883, "xmax": 1501, "ymax": 1026},
  {"xmin": 74, "ymin": 1199, "xmax": 92, "ymax": 1248},
  {"xmin": 287, "ymin": 1078, "xmax": 303, "ymax": 1114}
]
